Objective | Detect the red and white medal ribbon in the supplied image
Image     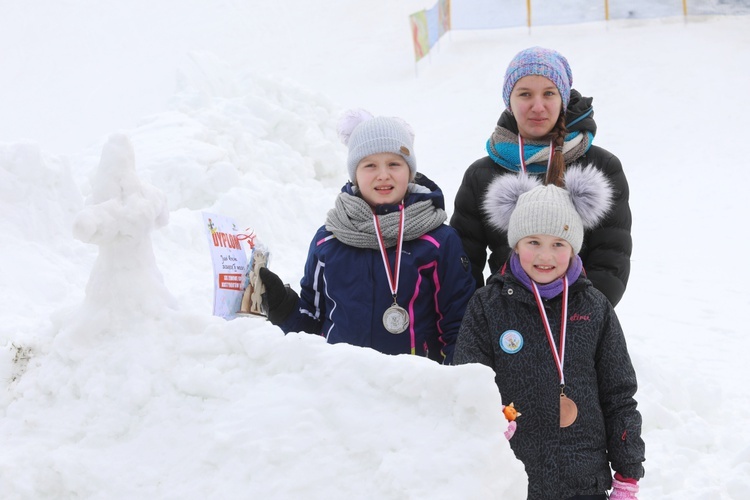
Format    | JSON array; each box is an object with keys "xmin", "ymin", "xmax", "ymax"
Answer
[
  {"xmin": 529, "ymin": 243, "xmax": 578, "ymax": 427},
  {"xmin": 373, "ymin": 206, "xmax": 405, "ymax": 301},
  {"xmin": 374, "ymin": 206, "xmax": 410, "ymax": 335},
  {"xmin": 531, "ymin": 276, "xmax": 569, "ymax": 386}
]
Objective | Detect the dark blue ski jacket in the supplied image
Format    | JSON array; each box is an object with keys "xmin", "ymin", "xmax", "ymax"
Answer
[{"xmin": 280, "ymin": 174, "xmax": 476, "ymax": 364}]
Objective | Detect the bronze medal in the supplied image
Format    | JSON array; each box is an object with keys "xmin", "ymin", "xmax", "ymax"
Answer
[
  {"xmin": 531, "ymin": 278, "xmax": 579, "ymax": 428},
  {"xmin": 560, "ymin": 393, "xmax": 578, "ymax": 428}
]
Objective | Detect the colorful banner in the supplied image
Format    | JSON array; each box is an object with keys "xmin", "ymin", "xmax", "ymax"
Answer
[
  {"xmin": 410, "ymin": 10, "xmax": 430, "ymax": 61},
  {"xmin": 439, "ymin": 0, "xmax": 451, "ymax": 37},
  {"xmin": 410, "ymin": 0, "xmax": 452, "ymax": 62},
  {"xmin": 202, "ymin": 212, "xmax": 249, "ymax": 319}
]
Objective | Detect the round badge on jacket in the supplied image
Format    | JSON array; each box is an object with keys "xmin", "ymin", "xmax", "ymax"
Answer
[{"xmin": 499, "ymin": 330, "xmax": 524, "ymax": 354}]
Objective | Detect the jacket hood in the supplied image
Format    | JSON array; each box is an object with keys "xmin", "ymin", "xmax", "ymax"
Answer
[
  {"xmin": 497, "ymin": 88, "xmax": 597, "ymax": 136},
  {"xmin": 342, "ymin": 172, "xmax": 446, "ymax": 214}
]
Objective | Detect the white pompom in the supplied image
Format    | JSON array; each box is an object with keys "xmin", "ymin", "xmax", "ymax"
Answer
[
  {"xmin": 337, "ymin": 108, "xmax": 373, "ymax": 146},
  {"xmin": 483, "ymin": 174, "xmax": 542, "ymax": 231},
  {"xmin": 564, "ymin": 164, "xmax": 613, "ymax": 228}
]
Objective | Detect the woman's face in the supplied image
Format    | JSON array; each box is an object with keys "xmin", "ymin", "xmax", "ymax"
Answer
[
  {"xmin": 355, "ymin": 152, "xmax": 411, "ymax": 207},
  {"xmin": 509, "ymin": 75, "xmax": 563, "ymax": 140}
]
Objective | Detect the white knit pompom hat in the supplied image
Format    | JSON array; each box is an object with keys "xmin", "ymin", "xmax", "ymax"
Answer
[
  {"xmin": 337, "ymin": 109, "xmax": 416, "ymax": 184},
  {"xmin": 482, "ymin": 166, "xmax": 613, "ymax": 254}
]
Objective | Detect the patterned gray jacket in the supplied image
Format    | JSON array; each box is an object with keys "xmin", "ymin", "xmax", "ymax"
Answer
[{"xmin": 454, "ymin": 267, "xmax": 645, "ymax": 500}]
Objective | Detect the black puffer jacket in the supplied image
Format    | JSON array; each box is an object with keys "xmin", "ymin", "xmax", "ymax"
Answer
[
  {"xmin": 454, "ymin": 268, "xmax": 645, "ymax": 500},
  {"xmin": 450, "ymin": 90, "xmax": 632, "ymax": 306}
]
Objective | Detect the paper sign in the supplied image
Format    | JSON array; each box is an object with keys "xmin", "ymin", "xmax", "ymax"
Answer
[{"xmin": 202, "ymin": 212, "xmax": 248, "ymax": 319}]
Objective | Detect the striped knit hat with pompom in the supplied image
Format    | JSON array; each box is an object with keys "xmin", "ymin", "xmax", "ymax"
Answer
[{"xmin": 337, "ymin": 109, "xmax": 416, "ymax": 184}]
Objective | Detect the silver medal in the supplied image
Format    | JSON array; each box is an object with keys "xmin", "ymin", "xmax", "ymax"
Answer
[
  {"xmin": 383, "ymin": 304, "xmax": 410, "ymax": 334},
  {"xmin": 373, "ymin": 210, "xmax": 409, "ymax": 335}
]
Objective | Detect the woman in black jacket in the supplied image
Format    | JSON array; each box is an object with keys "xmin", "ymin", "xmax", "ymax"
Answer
[{"xmin": 450, "ymin": 46, "xmax": 631, "ymax": 306}]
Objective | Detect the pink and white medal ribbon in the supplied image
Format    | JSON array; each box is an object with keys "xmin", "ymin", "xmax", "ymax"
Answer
[
  {"xmin": 373, "ymin": 207, "xmax": 409, "ymax": 334},
  {"xmin": 531, "ymin": 276, "xmax": 578, "ymax": 427}
]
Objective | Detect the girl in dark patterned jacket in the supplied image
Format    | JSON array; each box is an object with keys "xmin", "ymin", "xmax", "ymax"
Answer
[
  {"xmin": 454, "ymin": 166, "xmax": 644, "ymax": 500},
  {"xmin": 450, "ymin": 46, "xmax": 632, "ymax": 306},
  {"xmin": 259, "ymin": 110, "xmax": 475, "ymax": 364}
]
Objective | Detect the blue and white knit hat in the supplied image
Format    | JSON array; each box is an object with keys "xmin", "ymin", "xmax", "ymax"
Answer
[
  {"xmin": 337, "ymin": 109, "xmax": 417, "ymax": 184},
  {"xmin": 482, "ymin": 166, "xmax": 612, "ymax": 254},
  {"xmin": 502, "ymin": 46, "xmax": 573, "ymax": 111}
]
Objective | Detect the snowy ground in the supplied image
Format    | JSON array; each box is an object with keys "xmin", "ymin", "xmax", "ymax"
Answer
[{"xmin": 1, "ymin": 1, "xmax": 750, "ymax": 498}]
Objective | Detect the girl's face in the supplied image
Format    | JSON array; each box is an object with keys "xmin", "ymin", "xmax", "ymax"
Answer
[
  {"xmin": 516, "ymin": 234, "xmax": 574, "ymax": 284},
  {"xmin": 509, "ymin": 75, "xmax": 563, "ymax": 140},
  {"xmin": 355, "ymin": 152, "xmax": 411, "ymax": 207}
]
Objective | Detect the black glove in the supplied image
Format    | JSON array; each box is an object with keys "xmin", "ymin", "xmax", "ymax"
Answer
[{"xmin": 258, "ymin": 267, "xmax": 299, "ymax": 326}]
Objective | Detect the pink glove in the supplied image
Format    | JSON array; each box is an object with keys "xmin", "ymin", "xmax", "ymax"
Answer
[
  {"xmin": 610, "ymin": 474, "xmax": 639, "ymax": 500},
  {"xmin": 501, "ymin": 403, "xmax": 520, "ymax": 440},
  {"xmin": 504, "ymin": 420, "xmax": 517, "ymax": 440}
]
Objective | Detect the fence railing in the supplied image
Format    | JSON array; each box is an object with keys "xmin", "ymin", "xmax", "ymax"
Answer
[{"xmin": 410, "ymin": 0, "xmax": 750, "ymax": 61}]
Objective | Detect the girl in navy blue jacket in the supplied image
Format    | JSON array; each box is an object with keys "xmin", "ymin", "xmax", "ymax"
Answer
[{"xmin": 259, "ymin": 109, "xmax": 475, "ymax": 364}]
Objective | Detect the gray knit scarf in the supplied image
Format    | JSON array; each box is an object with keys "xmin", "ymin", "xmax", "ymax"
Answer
[{"xmin": 325, "ymin": 187, "xmax": 447, "ymax": 249}]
